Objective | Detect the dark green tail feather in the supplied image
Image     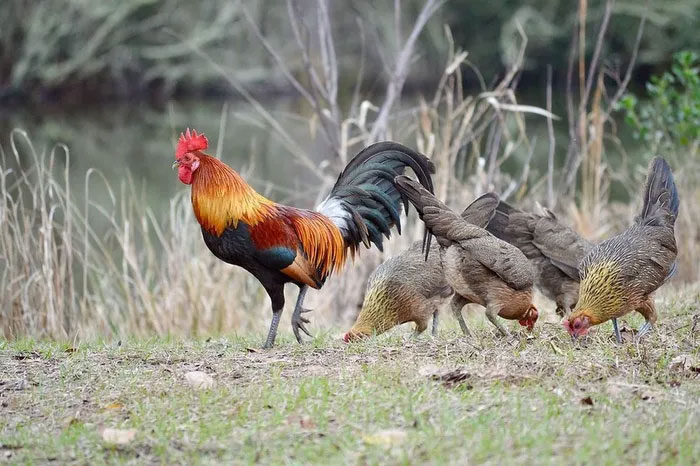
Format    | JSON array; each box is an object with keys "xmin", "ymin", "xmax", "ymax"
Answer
[{"xmin": 324, "ymin": 142, "xmax": 435, "ymax": 252}]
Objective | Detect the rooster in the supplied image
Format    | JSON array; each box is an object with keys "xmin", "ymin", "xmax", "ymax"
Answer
[
  {"xmin": 172, "ymin": 129, "xmax": 435, "ymax": 348},
  {"xmin": 564, "ymin": 157, "xmax": 679, "ymax": 343}
]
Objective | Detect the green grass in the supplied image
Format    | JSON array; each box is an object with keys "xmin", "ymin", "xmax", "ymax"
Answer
[{"xmin": 2, "ymin": 295, "xmax": 699, "ymax": 465}]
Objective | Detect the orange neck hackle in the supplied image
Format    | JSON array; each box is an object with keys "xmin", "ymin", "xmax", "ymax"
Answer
[{"xmin": 190, "ymin": 154, "xmax": 274, "ymax": 236}]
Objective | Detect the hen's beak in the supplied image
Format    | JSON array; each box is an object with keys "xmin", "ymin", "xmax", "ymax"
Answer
[{"xmin": 172, "ymin": 161, "xmax": 180, "ymax": 170}]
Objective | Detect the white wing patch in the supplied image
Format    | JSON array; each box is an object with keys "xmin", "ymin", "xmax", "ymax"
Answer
[{"xmin": 316, "ymin": 196, "xmax": 351, "ymax": 232}]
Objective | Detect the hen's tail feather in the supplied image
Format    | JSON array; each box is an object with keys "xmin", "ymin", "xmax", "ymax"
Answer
[
  {"xmin": 484, "ymin": 201, "xmax": 517, "ymax": 240},
  {"xmin": 318, "ymin": 142, "xmax": 435, "ymax": 253},
  {"xmin": 638, "ymin": 157, "xmax": 679, "ymax": 227},
  {"xmin": 461, "ymin": 193, "xmax": 501, "ymax": 228},
  {"xmin": 394, "ymin": 175, "xmax": 485, "ymax": 249}
]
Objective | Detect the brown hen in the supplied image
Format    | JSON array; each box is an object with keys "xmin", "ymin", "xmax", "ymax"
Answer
[
  {"xmin": 565, "ymin": 157, "xmax": 679, "ymax": 343},
  {"xmin": 395, "ymin": 177, "xmax": 538, "ymax": 337},
  {"xmin": 344, "ymin": 193, "xmax": 500, "ymax": 341},
  {"xmin": 486, "ymin": 202, "xmax": 593, "ymax": 317}
]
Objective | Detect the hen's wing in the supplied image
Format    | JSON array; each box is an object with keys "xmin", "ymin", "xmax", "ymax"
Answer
[
  {"xmin": 531, "ymin": 215, "xmax": 593, "ymax": 281},
  {"xmin": 460, "ymin": 235, "xmax": 535, "ymax": 290}
]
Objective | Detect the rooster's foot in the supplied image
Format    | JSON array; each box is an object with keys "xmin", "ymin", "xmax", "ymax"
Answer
[{"xmin": 292, "ymin": 308, "xmax": 313, "ymax": 343}]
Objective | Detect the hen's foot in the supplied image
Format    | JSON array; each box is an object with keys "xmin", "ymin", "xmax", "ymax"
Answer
[
  {"xmin": 612, "ymin": 318, "xmax": 622, "ymax": 344},
  {"xmin": 636, "ymin": 321, "xmax": 653, "ymax": 340}
]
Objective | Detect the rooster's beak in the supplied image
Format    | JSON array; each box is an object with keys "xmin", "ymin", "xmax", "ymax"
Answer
[{"xmin": 172, "ymin": 161, "xmax": 180, "ymax": 170}]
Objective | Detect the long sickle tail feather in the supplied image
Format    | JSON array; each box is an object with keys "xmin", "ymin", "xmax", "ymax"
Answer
[{"xmin": 317, "ymin": 142, "xmax": 435, "ymax": 255}]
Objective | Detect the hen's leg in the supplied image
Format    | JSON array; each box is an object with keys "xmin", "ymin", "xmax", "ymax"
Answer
[
  {"xmin": 412, "ymin": 319, "xmax": 428, "ymax": 338},
  {"xmin": 611, "ymin": 318, "xmax": 622, "ymax": 344},
  {"xmin": 450, "ymin": 295, "xmax": 472, "ymax": 337},
  {"xmin": 291, "ymin": 285, "xmax": 312, "ymax": 343},
  {"xmin": 635, "ymin": 298, "xmax": 657, "ymax": 340},
  {"xmin": 262, "ymin": 285, "xmax": 286, "ymax": 349},
  {"xmin": 485, "ymin": 304, "xmax": 510, "ymax": 337},
  {"xmin": 431, "ymin": 309, "xmax": 439, "ymax": 337}
]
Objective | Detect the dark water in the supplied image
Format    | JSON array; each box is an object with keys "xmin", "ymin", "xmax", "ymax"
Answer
[
  {"xmin": 0, "ymin": 95, "xmax": 642, "ymax": 220},
  {"xmin": 0, "ymin": 98, "xmax": 330, "ymax": 216}
]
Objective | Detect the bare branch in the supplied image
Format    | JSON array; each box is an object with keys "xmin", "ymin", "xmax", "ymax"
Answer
[
  {"xmin": 546, "ymin": 66, "xmax": 556, "ymax": 209},
  {"xmin": 317, "ymin": 0, "xmax": 341, "ymax": 133},
  {"xmin": 581, "ymin": 0, "xmax": 614, "ymax": 109},
  {"xmin": 502, "ymin": 136, "xmax": 537, "ymax": 201},
  {"xmin": 240, "ymin": 6, "xmax": 316, "ymax": 108},
  {"xmin": 286, "ymin": 0, "xmax": 327, "ymax": 98},
  {"xmin": 181, "ymin": 34, "xmax": 324, "ymax": 180},
  {"xmin": 604, "ymin": 8, "xmax": 647, "ymax": 121},
  {"xmin": 368, "ymin": 0, "xmax": 444, "ymax": 143}
]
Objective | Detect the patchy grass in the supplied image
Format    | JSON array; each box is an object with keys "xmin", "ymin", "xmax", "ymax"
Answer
[{"xmin": 1, "ymin": 293, "xmax": 699, "ymax": 465}]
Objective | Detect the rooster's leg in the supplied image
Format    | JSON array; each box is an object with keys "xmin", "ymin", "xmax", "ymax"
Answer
[
  {"xmin": 291, "ymin": 285, "xmax": 312, "ymax": 343},
  {"xmin": 262, "ymin": 285, "xmax": 286, "ymax": 349},
  {"xmin": 450, "ymin": 295, "xmax": 472, "ymax": 337},
  {"xmin": 612, "ymin": 318, "xmax": 622, "ymax": 344},
  {"xmin": 263, "ymin": 310, "xmax": 283, "ymax": 349},
  {"xmin": 431, "ymin": 309, "xmax": 439, "ymax": 337}
]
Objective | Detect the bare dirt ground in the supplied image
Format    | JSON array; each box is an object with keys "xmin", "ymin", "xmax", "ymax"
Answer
[{"xmin": 2, "ymin": 289, "xmax": 699, "ymax": 465}]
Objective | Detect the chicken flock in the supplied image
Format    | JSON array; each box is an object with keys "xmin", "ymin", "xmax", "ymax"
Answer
[{"xmin": 173, "ymin": 130, "xmax": 679, "ymax": 348}]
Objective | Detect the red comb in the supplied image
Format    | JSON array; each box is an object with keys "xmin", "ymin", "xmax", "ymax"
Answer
[{"xmin": 176, "ymin": 128, "xmax": 208, "ymax": 159}]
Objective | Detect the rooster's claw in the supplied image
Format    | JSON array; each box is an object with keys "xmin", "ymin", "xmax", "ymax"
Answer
[{"xmin": 292, "ymin": 308, "xmax": 313, "ymax": 343}]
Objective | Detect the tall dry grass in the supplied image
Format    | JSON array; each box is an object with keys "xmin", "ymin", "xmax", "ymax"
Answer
[{"xmin": 1, "ymin": 1, "xmax": 698, "ymax": 340}]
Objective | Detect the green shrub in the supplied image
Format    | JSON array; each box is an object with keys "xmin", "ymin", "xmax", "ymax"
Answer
[{"xmin": 618, "ymin": 51, "xmax": 699, "ymax": 158}]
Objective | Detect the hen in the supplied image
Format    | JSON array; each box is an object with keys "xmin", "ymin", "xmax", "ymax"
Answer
[
  {"xmin": 565, "ymin": 157, "xmax": 679, "ymax": 343},
  {"xmin": 344, "ymin": 192, "xmax": 499, "ymax": 341},
  {"xmin": 486, "ymin": 201, "xmax": 592, "ymax": 316},
  {"xmin": 395, "ymin": 176, "xmax": 538, "ymax": 337}
]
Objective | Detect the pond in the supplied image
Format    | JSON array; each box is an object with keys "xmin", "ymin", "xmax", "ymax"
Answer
[
  {"xmin": 0, "ymin": 98, "xmax": 332, "ymax": 218},
  {"xmin": 0, "ymin": 93, "xmax": 641, "ymax": 222}
]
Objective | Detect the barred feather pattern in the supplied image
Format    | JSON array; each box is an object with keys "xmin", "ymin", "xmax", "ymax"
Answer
[
  {"xmin": 575, "ymin": 259, "xmax": 626, "ymax": 325},
  {"xmin": 351, "ymin": 279, "xmax": 402, "ymax": 336}
]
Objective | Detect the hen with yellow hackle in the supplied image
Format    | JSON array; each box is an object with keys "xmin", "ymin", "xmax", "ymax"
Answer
[{"xmin": 564, "ymin": 157, "xmax": 679, "ymax": 343}]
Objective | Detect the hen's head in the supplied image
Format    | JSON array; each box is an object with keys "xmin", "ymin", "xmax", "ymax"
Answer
[
  {"xmin": 563, "ymin": 312, "xmax": 591, "ymax": 339},
  {"xmin": 518, "ymin": 305, "xmax": 538, "ymax": 331},
  {"xmin": 342, "ymin": 330, "xmax": 369, "ymax": 343},
  {"xmin": 173, "ymin": 128, "xmax": 208, "ymax": 184}
]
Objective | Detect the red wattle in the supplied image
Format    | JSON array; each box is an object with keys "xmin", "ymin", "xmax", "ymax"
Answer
[{"xmin": 178, "ymin": 166, "xmax": 193, "ymax": 184}]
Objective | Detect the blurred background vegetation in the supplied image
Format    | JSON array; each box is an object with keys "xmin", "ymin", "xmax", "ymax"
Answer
[
  {"xmin": 0, "ymin": 0, "xmax": 697, "ymax": 338},
  {"xmin": 1, "ymin": 0, "xmax": 697, "ymax": 102}
]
